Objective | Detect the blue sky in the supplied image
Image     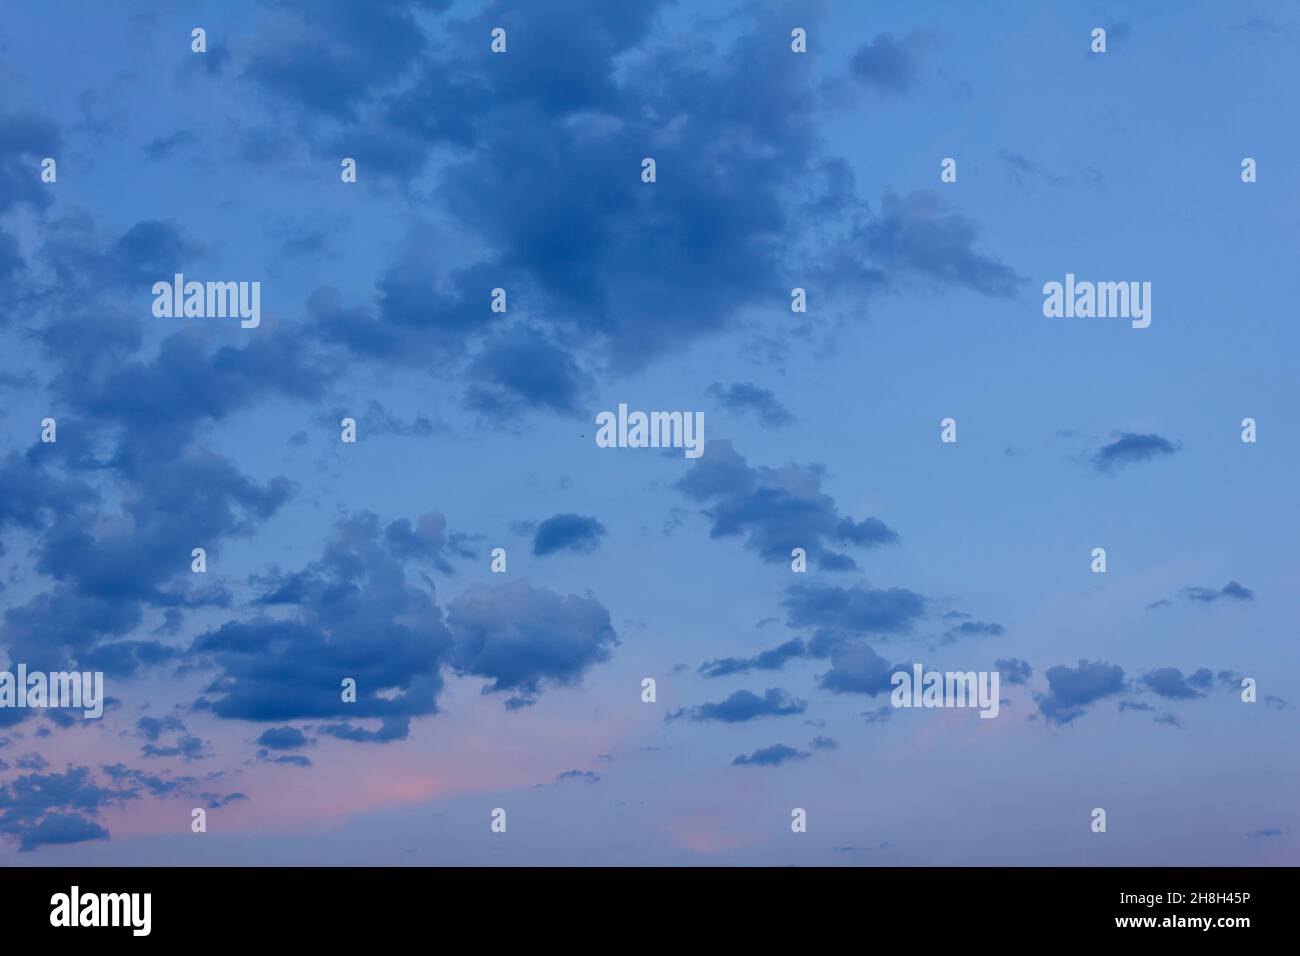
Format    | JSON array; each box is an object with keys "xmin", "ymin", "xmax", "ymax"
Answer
[{"xmin": 0, "ymin": 0, "xmax": 1296, "ymax": 864}]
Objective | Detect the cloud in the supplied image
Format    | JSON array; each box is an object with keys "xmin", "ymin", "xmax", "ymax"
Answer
[
  {"xmin": 996, "ymin": 658, "xmax": 1033, "ymax": 685},
  {"xmin": 256, "ymin": 727, "xmax": 309, "ymax": 751},
  {"xmin": 464, "ymin": 328, "xmax": 593, "ymax": 421},
  {"xmin": 942, "ymin": 620, "xmax": 1005, "ymax": 643},
  {"xmin": 261, "ymin": 3, "xmax": 1016, "ymax": 410},
  {"xmin": 666, "ymin": 688, "xmax": 807, "ymax": 723},
  {"xmin": 1183, "ymin": 581, "xmax": 1254, "ymax": 603},
  {"xmin": 1141, "ymin": 667, "xmax": 1213, "ymax": 700},
  {"xmin": 1036, "ymin": 660, "xmax": 1126, "ymax": 724},
  {"xmin": 141, "ymin": 129, "xmax": 196, "ymax": 161},
  {"xmin": 697, "ymin": 638, "xmax": 807, "ymax": 678},
  {"xmin": 784, "ymin": 582, "xmax": 926, "ymax": 638},
  {"xmin": 732, "ymin": 744, "xmax": 809, "ymax": 767},
  {"xmin": 554, "ymin": 769, "xmax": 600, "ymax": 784},
  {"xmin": 865, "ymin": 191, "xmax": 1023, "ymax": 297},
  {"xmin": 12, "ymin": 813, "xmax": 109, "ymax": 851},
  {"xmin": 142, "ymin": 734, "xmax": 209, "ymax": 762},
  {"xmin": 316, "ymin": 720, "xmax": 411, "ymax": 744},
  {"xmin": 0, "ymin": 110, "xmax": 62, "ymax": 217},
  {"xmin": 0, "ymin": 766, "xmax": 131, "ymax": 852},
  {"xmin": 136, "ymin": 715, "xmax": 186, "ymax": 743},
  {"xmin": 193, "ymin": 512, "xmax": 455, "ymax": 735},
  {"xmin": 1091, "ymin": 432, "xmax": 1180, "ymax": 473},
  {"xmin": 447, "ymin": 578, "xmax": 618, "ymax": 707},
  {"xmin": 707, "ymin": 382, "xmax": 794, "ymax": 427},
  {"xmin": 677, "ymin": 441, "xmax": 900, "ymax": 570},
  {"xmin": 259, "ymin": 752, "xmax": 312, "ymax": 768},
  {"xmin": 818, "ymin": 641, "xmax": 896, "ymax": 696},
  {"xmin": 382, "ymin": 512, "xmax": 477, "ymax": 572},
  {"xmin": 1247, "ymin": 828, "xmax": 1283, "ymax": 839},
  {"xmin": 531, "ymin": 513, "xmax": 607, "ymax": 557},
  {"xmin": 849, "ymin": 33, "xmax": 923, "ymax": 94},
  {"xmin": 326, "ymin": 401, "xmax": 440, "ymax": 439}
]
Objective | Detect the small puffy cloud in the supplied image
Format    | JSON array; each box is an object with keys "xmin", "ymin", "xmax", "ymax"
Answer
[
  {"xmin": 1036, "ymin": 660, "xmax": 1126, "ymax": 724},
  {"xmin": 1183, "ymin": 581, "xmax": 1254, "ymax": 603},
  {"xmin": 707, "ymin": 382, "xmax": 793, "ymax": 427},
  {"xmin": 666, "ymin": 688, "xmax": 807, "ymax": 723},
  {"xmin": 698, "ymin": 638, "xmax": 807, "ymax": 678},
  {"xmin": 784, "ymin": 582, "xmax": 925, "ymax": 637},
  {"xmin": 732, "ymin": 744, "xmax": 809, "ymax": 767},
  {"xmin": 849, "ymin": 33, "xmax": 923, "ymax": 94},
  {"xmin": 447, "ymin": 578, "xmax": 618, "ymax": 707},
  {"xmin": 1091, "ymin": 432, "xmax": 1180, "ymax": 473},
  {"xmin": 1141, "ymin": 667, "xmax": 1213, "ymax": 700},
  {"xmin": 817, "ymin": 642, "xmax": 895, "ymax": 696},
  {"xmin": 676, "ymin": 441, "xmax": 900, "ymax": 571},
  {"xmin": 531, "ymin": 513, "xmax": 607, "ymax": 557},
  {"xmin": 995, "ymin": 658, "xmax": 1032, "ymax": 686},
  {"xmin": 256, "ymin": 727, "xmax": 309, "ymax": 750}
]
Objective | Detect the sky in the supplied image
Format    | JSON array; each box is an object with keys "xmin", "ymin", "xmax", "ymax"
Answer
[{"xmin": 0, "ymin": 0, "xmax": 1297, "ymax": 865}]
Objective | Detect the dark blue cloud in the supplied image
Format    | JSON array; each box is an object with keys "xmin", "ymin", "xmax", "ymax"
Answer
[
  {"xmin": 996, "ymin": 658, "xmax": 1033, "ymax": 685},
  {"xmin": 260, "ymin": 1, "xmax": 1016, "ymax": 409},
  {"xmin": 447, "ymin": 578, "xmax": 618, "ymax": 707},
  {"xmin": 464, "ymin": 328, "xmax": 593, "ymax": 420},
  {"xmin": 317, "ymin": 719, "xmax": 411, "ymax": 744},
  {"xmin": 783, "ymin": 582, "xmax": 926, "ymax": 637},
  {"xmin": 707, "ymin": 382, "xmax": 794, "ymax": 427},
  {"xmin": 0, "ymin": 110, "xmax": 61, "ymax": 216},
  {"xmin": 850, "ymin": 33, "xmax": 923, "ymax": 93},
  {"xmin": 531, "ymin": 513, "xmax": 607, "ymax": 557},
  {"xmin": 1036, "ymin": 660, "xmax": 1126, "ymax": 724},
  {"xmin": 193, "ymin": 512, "xmax": 454, "ymax": 733},
  {"xmin": 555, "ymin": 769, "xmax": 600, "ymax": 784},
  {"xmin": 698, "ymin": 638, "xmax": 807, "ymax": 678},
  {"xmin": 677, "ymin": 441, "xmax": 901, "ymax": 570},
  {"xmin": 667, "ymin": 688, "xmax": 807, "ymax": 723},
  {"xmin": 732, "ymin": 744, "xmax": 809, "ymax": 767},
  {"xmin": 14, "ymin": 812, "xmax": 109, "ymax": 851},
  {"xmin": 1092, "ymin": 432, "xmax": 1180, "ymax": 473},
  {"xmin": 0, "ymin": 766, "xmax": 130, "ymax": 852},
  {"xmin": 256, "ymin": 727, "xmax": 309, "ymax": 750},
  {"xmin": 259, "ymin": 752, "xmax": 312, "ymax": 768},
  {"xmin": 382, "ymin": 512, "xmax": 477, "ymax": 572},
  {"xmin": 243, "ymin": 0, "xmax": 453, "ymax": 122},
  {"xmin": 1141, "ymin": 667, "xmax": 1213, "ymax": 700},
  {"xmin": 817, "ymin": 641, "xmax": 896, "ymax": 696},
  {"xmin": 942, "ymin": 620, "xmax": 1005, "ymax": 643},
  {"xmin": 1183, "ymin": 581, "xmax": 1254, "ymax": 603},
  {"xmin": 865, "ymin": 191, "xmax": 1023, "ymax": 296},
  {"xmin": 136, "ymin": 715, "xmax": 185, "ymax": 742},
  {"xmin": 142, "ymin": 734, "xmax": 208, "ymax": 761},
  {"xmin": 847, "ymin": 32, "xmax": 930, "ymax": 92}
]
